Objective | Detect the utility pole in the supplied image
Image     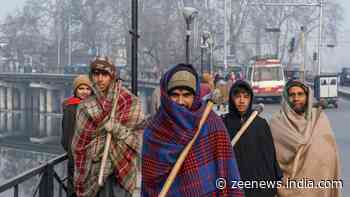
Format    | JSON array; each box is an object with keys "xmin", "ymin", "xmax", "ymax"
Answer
[
  {"xmin": 56, "ymin": 0, "xmax": 62, "ymax": 70},
  {"xmin": 131, "ymin": 0, "xmax": 138, "ymax": 95},
  {"xmin": 185, "ymin": 22, "xmax": 190, "ymax": 64},
  {"xmin": 182, "ymin": 7, "xmax": 198, "ymax": 65},
  {"xmin": 68, "ymin": 12, "xmax": 72, "ymax": 67},
  {"xmin": 300, "ymin": 26, "xmax": 305, "ymax": 81},
  {"xmin": 57, "ymin": 32, "xmax": 61, "ymax": 67},
  {"xmin": 200, "ymin": 31, "xmax": 210, "ymax": 75},
  {"xmin": 318, "ymin": 0, "xmax": 323, "ymax": 75},
  {"xmin": 224, "ymin": 0, "xmax": 228, "ymax": 73}
]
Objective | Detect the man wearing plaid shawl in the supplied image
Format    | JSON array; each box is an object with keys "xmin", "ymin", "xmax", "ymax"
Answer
[
  {"xmin": 72, "ymin": 56, "xmax": 144, "ymax": 197},
  {"xmin": 142, "ymin": 64, "xmax": 244, "ymax": 197}
]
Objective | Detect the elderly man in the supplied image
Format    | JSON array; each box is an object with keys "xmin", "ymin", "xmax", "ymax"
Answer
[
  {"xmin": 141, "ymin": 64, "xmax": 244, "ymax": 197},
  {"xmin": 72, "ymin": 56, "xmax": 144, "ymax": 197},
  {"xmin": 270, "ymin": 80, "xmax": 341, "ymax": 197}
]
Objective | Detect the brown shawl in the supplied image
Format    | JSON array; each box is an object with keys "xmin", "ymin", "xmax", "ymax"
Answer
[{"xmin": 270, "ymin": 82, "xmax": 341, "ymax": 197}]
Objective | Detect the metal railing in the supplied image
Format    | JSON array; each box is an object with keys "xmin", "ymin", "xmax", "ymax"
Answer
[{"xmin": 0, "ymin": 154, "xmax": 68, "ymax": 197}]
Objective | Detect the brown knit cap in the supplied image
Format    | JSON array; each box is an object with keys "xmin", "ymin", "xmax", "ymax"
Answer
[
  {"xmin": 73, "ymin": 75, "xmax": 92, "ymax": 93},
  {"xmin": 90, "ymin": 56, "xmax": 116, "ymax": 78},
  {"xmin": 168, "ymin": 70, "xmax": 196, "ymax": 93}
]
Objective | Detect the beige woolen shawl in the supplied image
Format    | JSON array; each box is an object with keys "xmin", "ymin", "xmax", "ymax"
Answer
[{"xmin": 270, "ymin": 82, "xmax": 341, "ymax": 197}]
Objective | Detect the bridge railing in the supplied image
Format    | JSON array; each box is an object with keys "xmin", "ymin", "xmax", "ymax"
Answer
[{"xmin": 0, "ymin": 154, "xmax": 68, "ymax": 197}]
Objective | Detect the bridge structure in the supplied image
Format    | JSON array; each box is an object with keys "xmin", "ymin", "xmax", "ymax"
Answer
[
  {"xmin": 0, "ymin": 72, "xmax": 158, "ymax": 145},
  {"xmin": 0, "ymin": 72, "xmax": 156, "ymax": 197}
]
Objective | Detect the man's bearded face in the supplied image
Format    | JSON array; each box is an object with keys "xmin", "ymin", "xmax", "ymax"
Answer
[{"xmin": 288, "ymin": 86, "xmax": 307, "ymax": 115}]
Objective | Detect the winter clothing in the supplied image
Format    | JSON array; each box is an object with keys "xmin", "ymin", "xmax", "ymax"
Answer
[
  {"xmin": 90, "ymin": 56, "xmax": 116, "ymax": 78},
  {"xmin": 199, "ymin": 83, "xmax": 211, "ymax": 98},
  {"xmin": 150, "ymin": 87, "xmax": 160, "ymax": 116},
  {"xmin": 222, "ymin": 80, "xmax": 282, "ymax": 197},
  {"xmin": 62, "ymin": 75, "xmax": 93, "ymax": 197},
  {"xmin": 270, "ymin": 80, "xmax": 341, "ymax": 197},
  {"xmin": 200, "ymin": 73, "xmax": 214, "ymax": 99},
  {"xmin": 167, "ymin": 70, "xmax": 196, "ymax": 93},
  {"xmin": 62, "ymin": 96, "xmax": 81, "ymax": 197},
  {"xmin": 201, "ymin": 72, "xmax": 214, "ymax": 90},
  {"xmin": 72, "ymin": 78, "xmax": 145, "ymax": 197},
  {"xmin": 73, "ymin": 75, "xmax": 93, "ymax": 94},
  {"xmin": 142, "ymin": 64, "xmax": 244, "ymax": 197}
]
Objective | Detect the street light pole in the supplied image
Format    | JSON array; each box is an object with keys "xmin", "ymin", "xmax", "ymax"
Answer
[
  {"xmin": 300, "ymin": 26, "xmax": 306, "ymax": 81},
  {"xmin": 318, "ymin": 0, "xmax": 323, "ymax": 75},
  {"xmin": 207, "ymin": 35, "xmax": 214, "ymax": 74},
  {"xmin": 185, "ymin": 22, "xmax": 190, "ymax": 64},
  {"xmin": 182, "ymin": 7, "xmax": 198, "ymax": 65},
  {"xmin": 200, "ymin": 44, "xmax": 204, "ymax": 74},
  {"xmin": 200, "ymin": 31, "xmax": 210, "ymax": 75},
  {"xmin": 224, "ymin": 0, "xmax": 228, "ymax": 73},
  {"xmin": 68, "ymin": 12, "xmax": 72, "ymax": 67},
  {"xmin": 131, "ymin": 0, "xmax": 138, "ymax": 95}
]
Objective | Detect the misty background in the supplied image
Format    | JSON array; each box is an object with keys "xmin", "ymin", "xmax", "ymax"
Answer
[{"xmin": 0, "ymin": 0, "xmax": 348, "ymax": 75}]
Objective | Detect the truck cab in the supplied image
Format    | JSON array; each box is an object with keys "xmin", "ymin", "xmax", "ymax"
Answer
[{"xmin": 246, "ymin": 59, "xmax": 285, "ymax": 102}]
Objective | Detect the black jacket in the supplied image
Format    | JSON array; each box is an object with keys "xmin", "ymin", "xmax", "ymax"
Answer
[
  {"xmin": 61, "ymin": 97, "xmax": 80, "ymax": 197},
  {"xmin": 222, "ymin": 80, "xmax": 282, "ymax": 197},
  {"xmin": 61, "ymin": 101, "xmax": 78, "ymax": 159}
]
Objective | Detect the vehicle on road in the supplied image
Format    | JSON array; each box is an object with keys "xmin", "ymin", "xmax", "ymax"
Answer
[
  {"xmin": 246, "ymin": 58, "xmax": 285, "ymax": 102},
  {"xmin": 340, "ymin": 67, "xmax": 350, "ymax": 86},
  {"xmin": 314, "ymin": 74, "xmax": 338, "ymax": 108}
]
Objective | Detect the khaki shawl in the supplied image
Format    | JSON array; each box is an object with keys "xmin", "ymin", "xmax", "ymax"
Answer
[{"xmin": 270, "ymin": 83, "xmax": 341, "ymax": 197}]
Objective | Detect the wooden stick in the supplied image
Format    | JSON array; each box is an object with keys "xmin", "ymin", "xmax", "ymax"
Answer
[
  {"xmin": 98, "ymin": 132, "xmax": 112, "ymax": 186},
  {"xmin": 98, "ymin": 83, "xmax": 121, "ymax": 187},
  {"xmin": 159, "ymin": 101, "xmax": 214, "ymax": 197},
  {"xmin": 231, "ymin": 104, "xmax": 264, "ymax": 147}
]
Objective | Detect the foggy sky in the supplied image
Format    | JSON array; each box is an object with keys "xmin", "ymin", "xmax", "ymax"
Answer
[{"xmin": 1, "ymin": 0, "xmax": 350, "ymax": 71}]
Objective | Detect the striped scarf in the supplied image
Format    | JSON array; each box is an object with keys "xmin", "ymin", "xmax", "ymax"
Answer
[
  {"xmin": 72, "ymin": 81, "xmax": 144, "ymax": 197},
  {"xmin": 142, "ymin": 64, "xmax": 244, "ymax": 197}
]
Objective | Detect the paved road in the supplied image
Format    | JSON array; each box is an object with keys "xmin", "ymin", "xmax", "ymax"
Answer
[
  {"xmin": 1, "ymin": 98, "xmax": 349, "ymax": 196},
  {"xmin": 260, "ymin": 98, "xmax": 350, "ymax": 196},
  {"xmin": 340, "ymin": 85, "xmax": 350, "ymax": 93}
]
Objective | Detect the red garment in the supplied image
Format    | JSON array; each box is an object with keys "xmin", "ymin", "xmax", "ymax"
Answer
[
  {"xmin": 199, "ymin": 83, "xmax": 211, "ymax": 98},
  {"xmin": 142, "ymin": 64, "xmax": 244, "ymax": 197},
  {"xmin": 72, "ymin": 82, "xmax": 144, "ymax": 197},
  {"xmin": 63, "ymin": 96, "xmax": 81, "ymax": 106}
]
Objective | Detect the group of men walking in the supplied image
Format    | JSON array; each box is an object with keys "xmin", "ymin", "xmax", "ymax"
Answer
[{"xmin": 62, "ymin": 57, "xmax": 341, "ymax": 197}]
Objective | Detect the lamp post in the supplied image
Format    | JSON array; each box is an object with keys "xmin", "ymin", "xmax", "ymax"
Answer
[
  {"xmin": 300, "ymin": 26, "xmax": 306, "ymax": 81},
  {"xmin": 182, "ymin": 7, "xmax": 198, "ymax": 64},
  {"xmin": 131, "ymin": 0, "xmax": 139, "ymax": 95},
  {"xmin": 200, "ymin": 31, "xmax": 210, "ymax": 75},
  {"xmin": 318, "ymin": 0, "xmax": 324, "ymax": 75},
  {"xmin": 207, "ymin": 35, "xmax": 214, "ymax": 73}
]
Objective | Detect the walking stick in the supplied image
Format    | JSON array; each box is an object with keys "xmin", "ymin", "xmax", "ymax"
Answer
[
  {"xmin": 231, "ymin": 103, "xmax": 264, "ymax": 147},
  {"xmin": 98, "ymin": 83, "xmax": 121, "ymax": 187},
  {"xmin": 159, "ymin": 101, "xmax": 214, "ymax": 197}
]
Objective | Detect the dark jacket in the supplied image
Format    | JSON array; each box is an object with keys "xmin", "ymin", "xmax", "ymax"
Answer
[
  {"xmin": 61, "ymin": 97, "xmax": 80, "ymax": 158},
  {"xmin": 222, "ymin": 80, "xmax": 282, "ymax": 197},
  {"xmin": 61, "ymin": 97, "xmax": 80, "ymax": 197}
]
